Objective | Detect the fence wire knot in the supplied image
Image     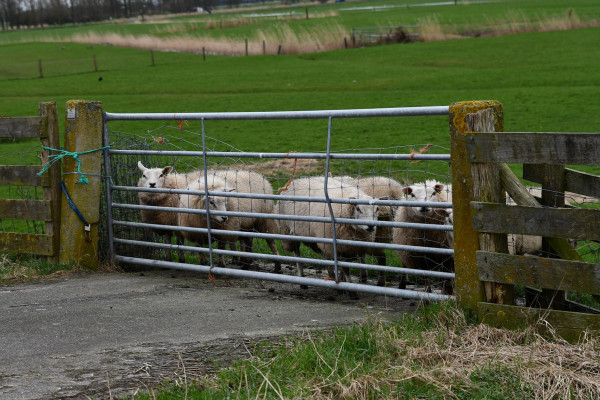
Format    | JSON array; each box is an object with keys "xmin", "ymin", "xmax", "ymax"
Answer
[{"xmin": 37, "ymin": 145, "xmax": 110, "ymax": 184}]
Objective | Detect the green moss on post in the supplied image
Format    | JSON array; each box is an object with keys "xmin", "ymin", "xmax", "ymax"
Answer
[
  {"xmin": 449, "ymin": 100, "xmax": 505, "ymax": 311},
  {"xmin": 59, "ymin": 100, "xmax": 103, "ymax": 268}
]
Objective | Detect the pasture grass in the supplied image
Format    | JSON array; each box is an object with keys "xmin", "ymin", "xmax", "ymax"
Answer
[{"xmin": 128, "ymin": 301, "xmax": 600, "ymax": 399}]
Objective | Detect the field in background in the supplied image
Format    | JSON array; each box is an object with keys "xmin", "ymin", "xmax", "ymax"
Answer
[{"xmin": 0, "ymin": 0, "xmax": 599, "ymax": 55}]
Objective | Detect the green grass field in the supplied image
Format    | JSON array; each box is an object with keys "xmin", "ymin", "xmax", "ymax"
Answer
[{"xmin": 2, "ymin": 3, "xmax": 600, "ymax": 398}]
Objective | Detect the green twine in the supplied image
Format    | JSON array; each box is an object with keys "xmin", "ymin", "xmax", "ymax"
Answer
[{"xmin": 37, "ymin": 145, "xmax": 110, "ymax": 184}]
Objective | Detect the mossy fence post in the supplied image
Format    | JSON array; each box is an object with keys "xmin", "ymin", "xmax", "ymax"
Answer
[
  {"xmin": 449, "ymin": 100, "xmax": 513, "ymax": 313},
  {"xmin": 39, "ymin": 102, "xmax": 62, "ymax": 263},
  {"xmin": 59, "ymin": 100, "xmax": 104, "ymax": 268}
]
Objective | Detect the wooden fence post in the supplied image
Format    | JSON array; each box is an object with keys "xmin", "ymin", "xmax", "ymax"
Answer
[
  {"xmin": 39, "ymin": 102, "xmax": 62, "ymax": 263},
  {"xmin": 38, "ymin": 59, "xmax": 43, "ymax": 78},
  {"xmin": 59, "ymin": 100, "xmax": 104, "ymax": 268},
  {"xmin": 449, "ymin": 100, "xmax": 512, "ymax": 312}
]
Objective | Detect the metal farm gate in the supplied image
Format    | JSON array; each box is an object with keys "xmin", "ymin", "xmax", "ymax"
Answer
[{"xmin": 101, "ymin": 106, "xmax": 455, "ymax": 301}]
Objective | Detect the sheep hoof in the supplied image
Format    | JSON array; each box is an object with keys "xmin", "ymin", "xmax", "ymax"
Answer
[{"xmin": 359, "ymin": 277, "xmax": 368, "ymax": 284}]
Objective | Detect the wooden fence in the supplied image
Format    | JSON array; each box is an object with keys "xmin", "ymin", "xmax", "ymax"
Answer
[
  {"xmin": 0, "ymin": 102, "xmax": 61, "ymax": 262},
  {"xmin": 450, "ymin": 100, "xmax": 600, "ymax": 342}
]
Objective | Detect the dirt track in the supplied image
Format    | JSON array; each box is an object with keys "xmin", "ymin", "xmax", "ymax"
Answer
[{"xmin": 0, "ymin": 268, "xmax": 416, "ymax": 399}]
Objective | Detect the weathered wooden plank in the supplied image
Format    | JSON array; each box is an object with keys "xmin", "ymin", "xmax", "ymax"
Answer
[
  {"xmin": 477, "ymin": 251, "xmax": 600, "ymax": 295},
  {"xmin": 478, "ymin": 302, "xmax": 600, "ymax": 343},
  {"xmin": 0, "ymin": 165, "xmax": 48, "ymax": 186},
  {"xmin": 0, "ymin": 117, "xmax": 45, "ymax": 138},
  {"xmin": 0, "ymin": 199, "xmax": 52, "ymax": 221},
  {"xmin": 523, "ymin": 165, "xmax": 600, "ymax": 200},
  {"xmin": 449, "ymin": 100, "xmax": 505, "ymax": 311},
  {"xmin": 39, "ymin": 102, "xmax": 61, "ymax": 263},
  {"xmin": 466, "ymin": 132, "xmax": 600, "ymax": 165},
  {"xmin": 0, "ymin": 232, "xmax": 54, "ymax": 256},
  {"xmin": 467, "ymin": 108, "xmax": 512, "ymax": 304},
  {"xmin": 471, "ymin": 202, "xmax": 600, "ymax": 241},
  {"xmin": 498, "ymin": 163, "xmax": 583, "ymax": 262}
]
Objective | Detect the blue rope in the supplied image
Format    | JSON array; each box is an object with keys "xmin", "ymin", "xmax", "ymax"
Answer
[
  {"xmin": 60, "ymin": 180, "xmax": 89, "ymax": 227},
  {"xmin": 38, "ymin": 145, "xmax": 110, "ymax": 184}
]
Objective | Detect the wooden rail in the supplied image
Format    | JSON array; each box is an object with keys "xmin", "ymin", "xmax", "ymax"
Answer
[
  {"xmin": 0, "ymin": 103, "xmax": 61, "ymax": 261},
  {"xmin": 449, "ymin": 108, "xmax": 600, "ymax": 342}
]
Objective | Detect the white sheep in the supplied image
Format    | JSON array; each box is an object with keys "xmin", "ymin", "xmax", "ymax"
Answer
[
  {"xmin": 392, "ymin": 180, "xmax": 454, "ymax": 294},
  {"xmin": 277, "ymin": 176, "xmax": 379, "ymax": 289},
  {"xmin": 137, "ymin": 161, "xmax": 197, "ymax": 262},
  {"xmin": 178, "ymin": 174, "xmax": 237, "ymax": 267},
  {"xmin": 340, "ymin": 176, "xmax": 404, "ymax": 286},
  {"xmin": 208, "ymin": 169, "xmax": 281, "ymax": 271}
]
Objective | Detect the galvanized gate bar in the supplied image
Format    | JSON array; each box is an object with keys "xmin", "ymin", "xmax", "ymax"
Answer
[
  {"xmin": 113, "ymin": 220, "xmax": 455, "ymax": 256},
  {"xmin": 112, "ymin": 185, "xmax": 453, "ymax": 208},
  {"xmin": 115, "ymin": 255, "xmax": 453, "ymax": 301},
  {"xmin": 110, "ymin": 149, "xmax": 451, "ymax": 161},
  {"xmin": 114, "ymin": 238, "xmax": 455, "ymax": 279},
  {"xmin": 104, "ymin": 106, "xmax": 450, "ymax": 121},
  {"xmin": 113, "ymin": 203, "xmax": 454, "ymax": 231}
]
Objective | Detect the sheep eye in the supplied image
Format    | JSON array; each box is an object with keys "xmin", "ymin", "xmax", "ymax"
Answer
[
  {"xmin": 143, "ymin": 174, "xmax": 147, "ymax": 179},
  {"xmin": 159, "ymin": 174, "xmax": 163, "ymax": 178},
  {"xmin": 356, "ymin": 207, "xmax": 362, "ymax": 214}
]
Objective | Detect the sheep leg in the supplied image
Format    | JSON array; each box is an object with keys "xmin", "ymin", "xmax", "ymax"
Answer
[
  {"xmin": 293, "ymin": 247, "xmax": 308, "ymax": 289},
  {"xmin": 266, "ymin": 238, "xmax": 281, "ymax": 273},
  {"xmin": 175, "ymin": 232, "xmax": 186, "ymax": 263},
  {"xmin": 164, "ymin": 232, "xmax": 173, "ymax": 261},
  {"xmin": 239, "ymin": 238, "xmax": 254, "ymax": 269}
]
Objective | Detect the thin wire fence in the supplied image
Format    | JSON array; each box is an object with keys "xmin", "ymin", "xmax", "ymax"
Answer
[{"xmin": 0, "ymin": 142, "xmax": 47, "ymax": 235}]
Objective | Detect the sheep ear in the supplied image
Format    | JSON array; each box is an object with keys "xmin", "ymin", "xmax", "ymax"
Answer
[
  {"xmin": 379, "ymin": 196, "xmax": 390, "ymax": 201},
  {"xmin": 434, "ymin": 184, "xmax": 444, "ymax": 193},
  {"xmin": 163, "ymin": 166, "xmax": 173, "ymax": 175},
  {"xmin": 138, "ymin": 161, "xmax": 146, "ymax": 172},
  {"xmin": 402, "ymin": 187, "xmax": 412, "ymax": 195},
  {"xmin": 227, "ymin": 188, "xmax": 236, "ymax": 192}
]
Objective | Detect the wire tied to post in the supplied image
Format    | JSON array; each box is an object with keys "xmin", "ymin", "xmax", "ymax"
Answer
[{"xmin": 37, "ymin": 145, "xmax": 110, "ymax": 184}]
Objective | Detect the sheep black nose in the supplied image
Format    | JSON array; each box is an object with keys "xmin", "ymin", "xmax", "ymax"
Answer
[
  {"xmin": 222, "ymin": 216, "xmax": 228, "ymax": 222},
  {"xmin": 419, "ymin": 206, "xmax": 429, "ymax": 213},
  {"xmin": 149, "ymin": 183, "xmax": 156, "ymax": 188},
  {"xmin": 366, "ymin": 226, "xmax": 375, "ymax": 232}
]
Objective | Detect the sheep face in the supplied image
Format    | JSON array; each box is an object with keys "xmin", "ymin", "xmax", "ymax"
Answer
[
  {"xmin": 402, "ymin": 181, "xmax": 444, "ymax": 217},
  {"xmin": 199, "ymin": 193, "xmax": 229, "ymax": 224},
  {"xmin": 137, "ymin": 161, "xmax": 173, "ymax": 189},
  {"xmin": 351, "ymin": 202, "xmax": 379, "ymax": 233}
]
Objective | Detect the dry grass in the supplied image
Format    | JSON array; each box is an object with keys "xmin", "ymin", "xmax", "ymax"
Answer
[
  {"xmin": 66, "ymin": 21, "xmax": 348, "ymax": 56},
  {"xmin": 312, "ymin": 307, "xmax": 600, "ymax": 399},
  {"xmin": 418, "ymin": 9, "xmax": 598, "ymax": 42}
]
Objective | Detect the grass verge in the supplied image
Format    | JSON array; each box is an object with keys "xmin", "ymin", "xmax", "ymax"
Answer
[{"xmin": 129, "ymin": 302, "xmax": 600, "ymax": 399}]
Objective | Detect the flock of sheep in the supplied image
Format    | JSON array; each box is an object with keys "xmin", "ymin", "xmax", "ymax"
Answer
[{"xmin": 136, "ymin": 160, "xmax": 455, "ymax": 294}]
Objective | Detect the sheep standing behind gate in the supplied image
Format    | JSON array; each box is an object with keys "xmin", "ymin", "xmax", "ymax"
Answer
[
  {"xmin": 208, "ymin": 169, "xmax": 281, "ymax": 271},
  {"xmin": 178, "ymin": 174, "xmax": 237, "ymax": 267},
  {"xmin": 277, "ymin": 176, "xmax": 379, "ymax": 290},
  {"xmin": 393, "ymin": 180, "xmax": 454, "ymax": 294},
  {"xmin": 339, "ymin": 176, "xmax": 404, "ymax": 286},
  {"xmin": 178, "ymin": 169, "xmax": 281, "ymax": 271},
  {"xmin": 137, "ymin": 161, "xmax": 198, "ymax": 263}
]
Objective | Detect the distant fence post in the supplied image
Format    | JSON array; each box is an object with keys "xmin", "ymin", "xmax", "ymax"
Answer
[
  {"xmin": 38, "ymin": 59, "xmax": 43, "ymax": 78},
  {"xmin": 93, "ymin": 55, "xmax": 98, "ymax": 72},
  {"xmin": 59, "ymin": 100, "xmax": 104, "ymax": 268},
  {"xmin": 39, "ymin": 102, "xmax": 62, "ymax": 263},
  {"xmin": 449, "ymin": 100, "xmax": 512, "ymax": 312}
]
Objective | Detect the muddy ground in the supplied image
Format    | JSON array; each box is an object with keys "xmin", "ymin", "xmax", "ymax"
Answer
[{"xmin": 0, "ymin": 266, "xmax": 418, "ymax": 399}]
